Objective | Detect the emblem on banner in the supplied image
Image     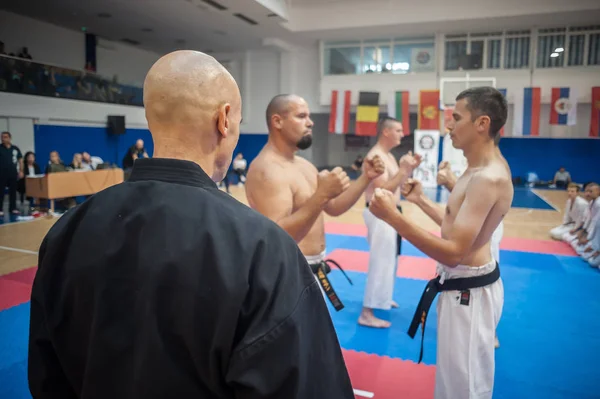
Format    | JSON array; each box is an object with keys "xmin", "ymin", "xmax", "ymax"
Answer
[
  {"xmin": 416, "ymin": 51, "xmax": 431, "ymax": 65},
  {"xmin": 422, "ymin": 105, "xmax": 437, "ymax": 120},
  {"xmin": 419, "ymin": 134, "xmax": 435, "ymax": 150},
  {"xmin": 554, "ymin": 98, "xmax": 572, "ymax": 115},
  {"xmin": 595, "ymin": 100, "xmax": 600, "ymax": 110}
]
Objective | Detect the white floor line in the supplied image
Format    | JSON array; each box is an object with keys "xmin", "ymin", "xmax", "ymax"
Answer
[
  {"xmin": 0, "ymin": 246, "xmax": 38, "ymax": 255},
  {"xmin": 531, "ymin": 189, "xmax": 560, "ymax": 212},
  {"xmin": 353, "ymin": 388, "xmax": 375, "ymax": 398}
]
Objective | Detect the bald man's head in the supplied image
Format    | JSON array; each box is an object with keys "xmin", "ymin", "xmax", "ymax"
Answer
[
  {"xmin": 266, "ymin": 94, "xmax": 313, "ymax": 150},
  {"xmin": 143, "ymin": 50, "xmax": 242, "ymax": 181}
]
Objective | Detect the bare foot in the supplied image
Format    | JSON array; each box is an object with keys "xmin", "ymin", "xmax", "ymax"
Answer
[
  {"xmin": 390, "ymin": 300, "xmax": 399, "ymax": 308},
  {"xmin": 358, "ymin": 308, "xmax": 391, "ymax": 328}
]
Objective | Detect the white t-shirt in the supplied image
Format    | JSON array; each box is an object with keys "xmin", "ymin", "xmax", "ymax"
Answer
[{"xmin": 233, "ymin": 159, "xmax": 247, "ymax": 171}]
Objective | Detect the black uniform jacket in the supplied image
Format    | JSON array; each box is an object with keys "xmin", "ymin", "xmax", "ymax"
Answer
[{"xmin": 28, "ymin": 158, "xmax": 354, "ymax": 399}]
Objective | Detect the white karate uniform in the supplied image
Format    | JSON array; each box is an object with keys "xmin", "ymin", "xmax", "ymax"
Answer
[
  {"xmin": 550, "ymin": 196, "xmax": 588, "ymax": 240},
  {"xmin": 563, "ymin": 199, "xmax": 594, "ymax": 244},
  {"xmin": 574, "ymin": 198, "xmax": 600, "ymax": 254},
  {"xmin": 363, "ymin": 207, "xmax": 399, "ymax": 310},
  {"xmin": 435, "ymin": 260, "xmax": 504, "ymax": 399},
  {"xmin": 588, "ymin": 219, "xmax": 600, "ymax": 267}
]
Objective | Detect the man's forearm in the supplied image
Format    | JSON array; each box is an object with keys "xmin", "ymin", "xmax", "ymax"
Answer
[
  {"xmin": 325, "ymin": 174, "xmax": 369, "ymax": 216},
  {"xmin": 415, "ymin": 194, "xmax": 445, "ymax": 226},
  {"xmin": 386, "ymin": 211, "xmax": 462, "ymax": 266},
  {"xmin": 380, "ymin": 169, "xmax": 410, "ymax": 193},
  {"xmin": 277, "ymin": 194, "xmax": 329, "ymax": 243}
]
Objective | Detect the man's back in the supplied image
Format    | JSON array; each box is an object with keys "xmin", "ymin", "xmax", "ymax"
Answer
[{"xmin": 29, "ymin": 158, "xmax": 354, "ymax": 399}]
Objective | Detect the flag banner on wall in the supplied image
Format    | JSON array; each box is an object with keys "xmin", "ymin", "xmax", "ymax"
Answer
[
  {"xmin": 512, "ymin": 87, "xmax": 540, "ymax": 136},
  {"xmin": 590, "ymin": 87, "xmax": 600, "ymax": 137},
  {"xmin": 550, "ymin": 87, "xmax": 577, "ymax": 126},
  {"xmin": 498, "ymin": 88, "xmax": 507, "ymax": 136},
  {"xmin": 413, "ymin": 129, "xmax": 440, "ymax": 188},
  {"xmin": 418, "ymin": 90, "xmax": 440, "ymax": 130},
  {"xmin": 443, "ymin": 106, "xmax": 453, "ymax": 135},
  {"xmin": 328, "ymin": 90, "xmax": 351, "ymax": 134},
  {"xmin": 387, "ymin": 91, "xmax": 410, "ymax": 134},
  {"xmin": 355, "ymin": 91, "xmax": 380, "ymax": 136}
]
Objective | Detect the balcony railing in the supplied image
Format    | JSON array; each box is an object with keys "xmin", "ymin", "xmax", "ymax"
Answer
[{"xmin": 0, "ymin": 55, "xmax": 143, "ymax": 106}]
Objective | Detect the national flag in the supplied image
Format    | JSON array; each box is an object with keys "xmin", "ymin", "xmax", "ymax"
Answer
[
  {"xmin": 387, "ymin": 91, "xmax": 410, "ymax": 134},
  {"xmin": 589, "ymin": 87, "xmax": 600, "ymax": 137},
  {"xmin": 355, "ymin": 91, "xmax": 380, "ymax": 136},
  {"xmin": 512, "ymin": 87, "xmax": 540, "ymax": 136},
  {"xmin": 498, "ymin": 88, "xmax": 507, "ymax": 136},
  {"xmin": 418, "ymin": 90, "xmax": 440, "ymax": 130},
  {"xmin": 550, "ymin": 87, "xmax": 577, "ymax": 126},
  {"xmin": 328, "ymin": 90, "xmax": 351, "ymax": 134}
]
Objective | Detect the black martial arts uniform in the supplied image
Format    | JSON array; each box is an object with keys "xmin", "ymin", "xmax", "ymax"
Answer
[{"xmin": 28, "ymin": 158, "xmax": 354, "ymax": 399}]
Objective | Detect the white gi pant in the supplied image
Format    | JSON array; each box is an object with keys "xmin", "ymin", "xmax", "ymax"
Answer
[
  {"xmin": 305, "ymin": 251, "xmax": 327, "ymax": 292},
  {"xmin": 435, "ymin": 260, "xmax": 504, "ymax": 399},
  {"xmin": 550, "ymin": 223, "xmax": 574, "ymax": 241},
  {"xmin": 363, "ymin": 208, "xmax": 399, "ymax": 310},
  {"xmin": 589, "ymin": 254, "xmax": 600, "ymax": 267}
]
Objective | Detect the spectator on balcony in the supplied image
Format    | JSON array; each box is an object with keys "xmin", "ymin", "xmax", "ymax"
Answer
[
  {"xmin": 122, "ymin": 139, "xmax": 149, "ymax": 169},
  {"xmin": 0, "ymin": 41, "xmax": 6, "ymax": 55},
  {"xmin": 18, "ymin": 47, "xmax": 32, "ymax": 60},
  {"xmin": 0, "ymin": 131, "xmax": 23, "ymax": 216}
]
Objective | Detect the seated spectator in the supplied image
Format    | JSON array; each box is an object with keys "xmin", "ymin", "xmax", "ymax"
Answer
[
  {"xmin": 18, "ymin": 47, "xmax": 32, "ymax": 60},
  {"xmin": 552, "ymin": 167, "xmax": 571, "ymax": 189},
  {"xmin": 17, "ymin": 151, "xmax": 41, "ymax": 207},
  {"xmin": 122, "ymin": 139, "xmax": 149, "ymax": 169},
  {"xmin": 45, "ymin": 151, "xmax": 67, "ymax": 174},
  {"xmin": 564, "ymin": 183, "xmax": 600, "ymax": 252},
  {"xmin": 587, "ymin": 217, "xmax": 600, "ymax": 268},
  {"xmin": 232, "ymin": 153, "xmax": 247, "ymax": 184},
  {"xmin": 550, "ymin": 183, "xmax": 588, "ymax": 240},
  {"xmin": 351, "ymin": 155, "xmax": 364, "ymax": 171},
  {"xmin": 563, "ymin": 183, "xmax": 598, "ymax": 245},
  {"xmin": 0, "ymin": 41, "xmax": 5, "ymax": 55},
  {"xmin": 69, "ymin": 153, "xmax": 84, "ymax": 170},
  {"xmin": 81, "ymin": 151, "xmax": 104, "ymax": 170}
]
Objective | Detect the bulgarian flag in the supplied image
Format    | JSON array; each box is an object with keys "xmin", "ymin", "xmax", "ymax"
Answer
[
  {"xmin": 355, "ymin": 91, "xmax": 380, "ymax": 136},
  {"xmin": 418, "ymin": 90, "xmax": 440, "ymax": 130},
  {"xmin": 387, "ymin": 91, "xmax": 410, "ymax": 135}
]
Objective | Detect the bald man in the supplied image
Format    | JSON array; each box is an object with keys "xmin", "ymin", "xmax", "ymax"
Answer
[
  {"xmin": 245, "ymin": 94, "xmax": 385, "ymax": 311},
  {"xmin": 28, "ymin": 52, "xmax": 355, "ymax": 399}
]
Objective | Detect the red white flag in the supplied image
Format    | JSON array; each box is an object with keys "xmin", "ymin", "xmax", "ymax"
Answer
[{"xmin": 329, "ymin": 90, "xmax": 351, "ymax": 134}]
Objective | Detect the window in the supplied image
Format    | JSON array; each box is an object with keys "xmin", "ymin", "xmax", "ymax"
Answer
[
  {"xmin": 323, "ymin": 46, "xmax": 361, "ymax": 75},
  {"xmin": 504, "ymin": 35, "xmax": 530, "ymax": 69},
  {"xmin": 445, "ymin": 40, "xmax": 467, "ymax": 70},
  {"xmin": 537, "ymin": 34, "xmax": 565, "ymax": 68},
  {"xmin": 487, "ymin": 39, "xmax": 502, "ymax": 68},
  {"xmin": 589, "ymin": 33, "xmax": 600, "ymax": 65},
  {"xmin": 363, "ymin": 45, "xmax": 391, "ymax": 73},
  {"xmin": 393, "ymin": 41, "xmax": 435, "ymax": 73},
  {"xmin": 568, "ymin": 34, "xmax": 585, "ymax": 66}
]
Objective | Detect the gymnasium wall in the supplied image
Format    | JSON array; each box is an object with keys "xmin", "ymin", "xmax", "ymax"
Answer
[{"xmin": 0, "ymin": 10, "xmax": 161, "ymax": 86}]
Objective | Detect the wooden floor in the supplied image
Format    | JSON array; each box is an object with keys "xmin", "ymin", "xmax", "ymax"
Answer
[{"xmin": 0, "ymin": 186, "xmax": 567, "ymax": 277}]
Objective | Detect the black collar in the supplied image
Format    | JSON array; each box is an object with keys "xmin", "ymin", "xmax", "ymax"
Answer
[{"xmin": 128, "ymin": 158, "xmax": 218, "ymax": 189}]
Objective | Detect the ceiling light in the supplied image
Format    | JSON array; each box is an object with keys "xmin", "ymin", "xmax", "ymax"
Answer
[
  {"xmin": 554, "ymin": 47, "xmax": 564, "ymax": 53},
  {"xmin": 550, "ymin": 52, "xmax": 559, "ymax": 58}
]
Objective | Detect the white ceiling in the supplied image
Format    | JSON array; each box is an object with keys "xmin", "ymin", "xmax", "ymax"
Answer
[{"xmin": 2, "ymin": 0, "xmax": 600, "ymax": 56}]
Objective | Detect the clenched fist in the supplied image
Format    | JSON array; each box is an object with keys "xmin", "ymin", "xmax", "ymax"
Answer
[
  {"xmin": 369, "ymin": 188, "xmax": 399, "ymax": 222},
  {"xmin": 437, "ymin": 161, "xmax": 455, "ymax": 188},
  {"xmin": 363, "ymin": 154, "xmax": 385, "ymax": 180},
  {"xmin": 317, "ymin": 167, "xmax": 350, "ymax": 200},
  {"xmin": 399, "ymin": 151, "xmax": 422, "ymax": 174},
  {"xmin": 401, "ymin": 178, "xmax": 423, "ymax": 203}
]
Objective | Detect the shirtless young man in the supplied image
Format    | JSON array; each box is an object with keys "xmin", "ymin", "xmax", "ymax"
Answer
[
  {"xmin": 359, "ymin": 117, "xmax": 422, "ymax": 328},
  {"xmin": 245, "ymin": 94, "xmax": 385, "ymax": 310},
  {"xmin": 370, "ymin": 87, "xmax": 513, "ymax": 399}
]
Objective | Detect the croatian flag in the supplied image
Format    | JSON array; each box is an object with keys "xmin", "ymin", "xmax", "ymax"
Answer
[
  {"xmin": 328, "ymin": 90, "xmax": 351, "ymax": 134},
  {"xmin": 550, "ymin": 87, "xmax": 577, "ymax": 126},
  {"xmin": 512, "ymin": 87, "xmax": 541, "ymax": 136}
]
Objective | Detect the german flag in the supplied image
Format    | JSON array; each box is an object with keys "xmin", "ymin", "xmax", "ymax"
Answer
[
  {"xmin": 355, "ymin": 91, "xmax": 379, "ymax": 136},
  {"xmin": 418, "ymin": 90, "xmax": 440, "ymax": 130}
]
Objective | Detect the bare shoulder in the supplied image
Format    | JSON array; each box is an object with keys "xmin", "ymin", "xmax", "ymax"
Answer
[
  {"xmin": 246, "ymin": 151, "xmax": 287, "ymax": 188},
  {"xmin": 467, "ymin": 161, "xmax": 513, "ymax": 205},
  {"xmin": 365, "ymin": 146, "xmax": 385, "ymax": 161},
  {"xmin": 294, "ymin": 155, "xmax": 318, "ymax": 173}
]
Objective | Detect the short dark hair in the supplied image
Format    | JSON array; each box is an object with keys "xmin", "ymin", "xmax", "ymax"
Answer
[
  {"xmin": 1, "ymin": 131, "xmax": 11, "ymax": 138},
  {"xmin": 456, "ymin": 86, "xmax": 507, "ymax": 143},
  {"xmin": 567, "ymin": 183, "xmax": 580, "ymax": 191},
  {"xmin": 266, "ymin": 94, "xmax": 298, "ymax": 128},
  {"xmin": 377, "ymin": 117, "xmax": 400, "ymax": 135}
]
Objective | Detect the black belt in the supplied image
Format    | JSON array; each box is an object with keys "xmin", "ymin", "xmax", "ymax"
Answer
[
  {"xmin": 407, "ymin": 262, "xmax": 501, "ymax": 363},
  {"xmin": 366, "ymin": 202, "xmax": 403, "ymax": 255},
  {"xmin": 310, "ymin": 259, "xmax": 353, "ymax": 312}
]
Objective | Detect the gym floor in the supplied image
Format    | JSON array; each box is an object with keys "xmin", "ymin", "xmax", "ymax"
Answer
[{"xmin": 1, "ymin": 186, "xmax": 597, "ymax": 399}]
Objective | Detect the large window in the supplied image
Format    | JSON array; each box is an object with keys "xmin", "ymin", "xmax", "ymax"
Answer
[
  {"xmin": 323, "ymin": 37, "xmax": 435, "ymax": 75},
  {"xmin": 536, "ymin": 26, "xmax": 600, "ymax": 68},
  {"xmin": 443, "ymin": 32, "xmax": 526, "ymax": 71}
]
